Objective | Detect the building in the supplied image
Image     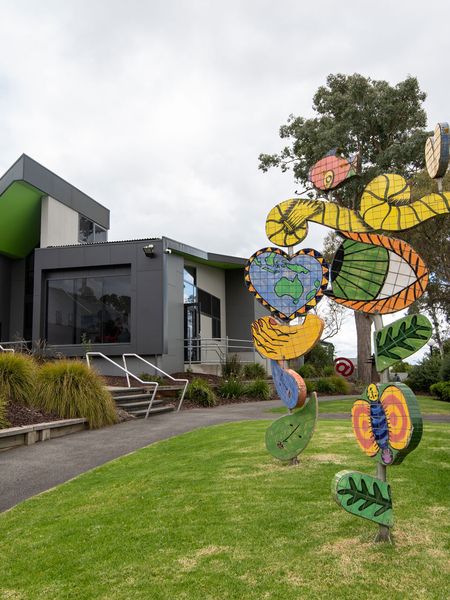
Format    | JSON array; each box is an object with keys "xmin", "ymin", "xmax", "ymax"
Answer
[{"xmin": 0, "ymin": 155, "xmax": 266, "ymax": 374}]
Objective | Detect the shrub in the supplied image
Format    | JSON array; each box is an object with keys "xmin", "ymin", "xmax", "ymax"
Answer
[
  {"xmin": 139, "ymin": 373, "xmax": 164, "ymax": 384},
  {"xmin": 36, "ymin": 360, "xmax": 119, "ymax": 428},
  {"xmin": 218, "ymin": 377, "xmax": 245, "ymax": 399},
  {"xmin": 406, "ymin": 353, "xmax": 442, "ymax": 391},
  {"xmin": 0, "ymin": 352, "xmax": 37, "ymax": 406},
  {"xmin": 244, "ymin": 379, "xmax": 271, "ymax": 401},
  {"xmin": 243, "ymin": 363, "xmax": 266, "ymax": 380},
  {"xmin": 297, "ymin": 364, "xmax": 317, "ymax": 378},
  {"xmin": 185, "ymin": 378, "xmax": 216, "ymax": 407},
  {"xmin": 315, "ymin": 378, "xmax": 336, "ymax": 393},
  {"xmin": 322, "ymin": 365, "xmax": 336, "ymax": 377},
  {"xmin": 430, "ymin": 381, "xmax": 450, "ymax": 402},
  {"xmin": 304, "ymin": 379, "xmax": 316, "ymax": 393},
  {"xmin": 305, "ymin": 343, "xmax": 334, "ymax": 372},
  {"xmin": 328, "ymin": 375, "xmax": 351, "ymax": 394},
  {"xmin": 221, "ymin": 354, "xmax": 242, "ymax": 379},
  {"xmin": 0, "ymin": 393, "xmax": 10, "ymax": 429},
  {"xmin": 390, "ymin": 360, "xmax": 412, "ymax": 373},
  {"xmin": 438, "ymin": 354, "xmax": 450, "ymax": 382}
]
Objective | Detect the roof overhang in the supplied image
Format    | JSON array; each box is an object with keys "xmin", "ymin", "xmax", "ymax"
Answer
[{"xmin": 0, "ymin": 155, "xmax": 110, "ymax": 259}]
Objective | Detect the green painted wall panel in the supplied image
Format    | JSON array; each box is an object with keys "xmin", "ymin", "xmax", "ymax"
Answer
[{"xmin": 0, "ymin": 182, "xmax": 42, "ymax": 258}]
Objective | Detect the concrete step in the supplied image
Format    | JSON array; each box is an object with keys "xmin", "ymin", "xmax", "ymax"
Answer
[
  {"xmin": 132, "ymin": 405, "xmax": 175, "ymax": 417},
  {"xmin": 116, "ymin": 398, "xmax": 168, "ymax": 409},
  {"xmin": 113, "ymin": 392, "xmax": 156, "ymax": 402}
]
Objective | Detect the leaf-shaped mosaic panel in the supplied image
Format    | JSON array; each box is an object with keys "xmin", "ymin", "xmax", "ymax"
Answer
[{"xmin": 374, "ymin": 314, "xmax": 432, "ymax": 371}]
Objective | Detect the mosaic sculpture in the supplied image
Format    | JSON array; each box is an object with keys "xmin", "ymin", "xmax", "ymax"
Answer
[
  {"xmin": 326, "ymin": 232, "xmax": 428, "ymax": 314},
  {"xmin": 251, "ymin": 314, "xmax": 324, "ymax": 360},
  {"xmin": 425, "ymin": 122, "xmax": 450, "ymax": 179},
  {"xmin": 265, "ymin": 173, "xmax": 450, "ymax": 247},
  {"xmin": 374, "ymin": 315, "xmax": 433, "ymax": 372},
  {"xmin": 265, "ymin": 392, "xmax": 318, "ymax": 461},
  {"xmin": 334, "ymin": 357, "xmax": 355, "ymax": 378},
  {"xmin": 308, "ymin": 149, "xmax": 359, "ymax": 191},
  {"xmin": 271, "ymin": 360, "xmax": 307, "ymax": 409},
  {"xmin": 333, "ymin": 470, "xmax": 393, "ymax": 528},
  {"xmin": 245, "ymin": 247, "xmax": 329, "ymax": 320},
  {"xmin": 352, "ymin": 383, "xmax": 423, "ymax": 466}
]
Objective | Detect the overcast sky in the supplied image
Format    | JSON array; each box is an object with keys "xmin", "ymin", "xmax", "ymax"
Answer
[{"xmin": 0, "ymin": 0, "xmax": 447, "ymax": 360}]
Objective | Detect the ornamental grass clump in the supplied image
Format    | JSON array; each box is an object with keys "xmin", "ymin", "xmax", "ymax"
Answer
[
  {"xmin": 36, "ymin": 360, "xmax": 118, "ymax": 429},
  {"xmin": 0, "ymin": 394, "xmax": 10, "ymax": 429},
  {"xmin": 185, "ymin": 377, "xmax": 216, "ymax": 407},
  {"xmin": 0, "ymin": 352, "xmax": 37, "ymax": 406},
  {"xmin": 244, "ymin": 378, "xmax": 271, "ymax": 400}
]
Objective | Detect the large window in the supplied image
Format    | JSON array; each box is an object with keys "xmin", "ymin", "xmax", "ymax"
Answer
[
  {"xmin": 46, "ymin": 273, "xmax": 131, "ymax": 344},
  {"xmin": 183, "ymin": 266, "xmax": 197, "ymax": 303},
  {"xmin": 79, "ymin": 216, "xmax": 107, "ymax": 244},
  {"xmin": 198, "ymin": 288, "xmax": 221, "ymax": 339}
]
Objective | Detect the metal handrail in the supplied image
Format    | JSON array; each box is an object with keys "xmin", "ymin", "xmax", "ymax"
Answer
[
  {"xmin": 0, "ymin": 345, "xmax": 15, "ymax": 353},
  {"xmin": 86, "ymin": 352, "xmax": 159, "ymax": 419},
  {"xmin": 122, "ymin": 353, "xmax": 188, "ymax": 412}
]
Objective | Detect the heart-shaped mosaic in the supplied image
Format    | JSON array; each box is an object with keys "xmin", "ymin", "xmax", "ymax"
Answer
[{"xmin": 244, "ymin": 247, "xmax": 329, "ymax": 320}]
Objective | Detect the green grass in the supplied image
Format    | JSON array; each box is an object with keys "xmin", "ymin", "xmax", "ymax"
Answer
[
  {"xmin": 268, "ymin": 395, "xmax": 450, "ymax": 415},
  {"xmin": 0, "ymin": 420, "xmax": 449, "ymax": 599}
]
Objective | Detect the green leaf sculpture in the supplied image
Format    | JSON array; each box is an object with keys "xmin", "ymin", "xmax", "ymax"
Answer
[
  {"xmin": 374, "ymin": 314, "xmax": 432, "ymax": 371},
  {"xmin": 265, "ymin": 392, "xmax": 318, "ymax": 461},
  {"xmin": 333, "ymin": 470, "xmax": 393, "ymax": 527}
]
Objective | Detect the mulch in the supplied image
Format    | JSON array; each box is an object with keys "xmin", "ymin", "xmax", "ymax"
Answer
[{"xmin": 6, "ymin": 402, "xmax": 61, "ymax": 428}]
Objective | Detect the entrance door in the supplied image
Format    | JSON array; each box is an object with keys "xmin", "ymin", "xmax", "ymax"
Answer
[{"xmin": 184, "ymin": 303, "xmax": 200, "ymax": 362}]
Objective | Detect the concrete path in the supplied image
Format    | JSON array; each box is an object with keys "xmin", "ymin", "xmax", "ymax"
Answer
[{"xmin": 1, "ymin": 400, "xmax": 448, "ymax": 513}]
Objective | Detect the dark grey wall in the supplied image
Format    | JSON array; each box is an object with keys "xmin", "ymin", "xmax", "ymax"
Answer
[
  {"xmin": 0, "ymin": 255, "xmax": 11, "ymax": 340},
  {"xmin": 9, "ymin": 259, "xmax": 26, "ymax": 340},
  {"xmin": 33, "ymin": 239, "xmax": 166, "ymax": 357},
  {"xmin": 225, "ymin": 269, "xmax": 270, "ymax": 351}
]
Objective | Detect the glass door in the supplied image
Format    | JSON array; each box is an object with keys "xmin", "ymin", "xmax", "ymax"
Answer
[{"xmin": 184, "ymin": 303, "xmax": 200, "ymax": 362}]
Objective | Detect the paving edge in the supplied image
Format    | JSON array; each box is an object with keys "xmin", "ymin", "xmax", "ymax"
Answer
[{"xmin": 0, "ymin": 418, "xmax": 88, "ymax": 451}]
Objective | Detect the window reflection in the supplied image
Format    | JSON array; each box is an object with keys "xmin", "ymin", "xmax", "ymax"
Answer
[
  {"xmin": 47, "ymin": 274, "xmax": 131, "ymax": 344},
  {"xmin": 79, "ymin": 216, "xmax": 108, "ymax": 244}
]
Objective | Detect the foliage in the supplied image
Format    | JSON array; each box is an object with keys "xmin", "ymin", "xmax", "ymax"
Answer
[
  {"xmin": 322, "ymin": 365, "xmax": 335, "ymax": 377},
  {"xmin": 36, "ymin": 360, "xmax": 118, "ymax": 428},
  {"xmin": 0, "ymin": 393, "xmax": 10, "ymax": 429},
  {"xmin": 0, "ymin": 421, "xmax": 448, "ymax": 599},
  {"xmin": 438, "ymin": 354, "xmax": 450, "ymax": 382},
  {"xmin": 304, "ymin": 342, "xmax": 334, "ymax": 374},
  {"xmin": 315, "ymin": 378, "xmax": 335, "ymax": 393},
  {"xmin": 390, "ymin": 360, "xmax": 412, "ymax": 373},
  {"xmin": 185, "ymin": 377, "xmax": 216, "ymax": 407},
  {"xmin": 221, "ymin": 354, "xmax": 242, "ymax": 379},
  {"xmin": 217, "ymin": 377, "xmax": 245, "ymax": 399},
  {"xmin": 405, "ymin": 353, "xmax": 442, "ymax": 391},
  {"xmin": 304, "ymin": 379, "xmax": 316, "ymax": 393},
  {"xmin": 0, "ymin": 352, "xmax": 37, "ymax": 406},
  {"xmin": 244, "ymin": 379, "xmax": 271, "ymax": 401},
  {"xmin": 402, "ymin": 171, "xmax": 450, "ymax": 335},
  {"xmin": 328, "ymin": 375, "xmax": 351, "ymax": 394},
  {"xmin": 139, "ymin": 373, "xmax": 164, "ymax": 384},
  {"xmin": 243, "ymin": 362, "xmax": 266, "ymax": 380},
  {"xmin": 296, "ymin": 363, "xmax": 317, "ymax": 378},
  {"xmin": 430, "ymin": 381, "xmax": 450, "ymax": 402},
  {"xmin": 259, "ymin": 74, "xmax": 427, "ymax": 196}
]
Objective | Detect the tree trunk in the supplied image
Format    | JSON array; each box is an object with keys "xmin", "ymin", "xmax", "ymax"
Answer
[{"xmin": 354, "ymin": 312, "xmax": 373, "ymax": 383}]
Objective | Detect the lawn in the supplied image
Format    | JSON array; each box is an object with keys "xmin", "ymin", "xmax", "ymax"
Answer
[
  {"xmin": 1, "ymin": 419, "xmax": 449, "ymax": 600},
  {"xmin": 268, "ymin": 395, "xmax": 450, "ymax": 415}
]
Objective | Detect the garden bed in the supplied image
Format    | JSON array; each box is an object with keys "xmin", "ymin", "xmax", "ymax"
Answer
[{"xmin": 6, "ymin": 402, "xmax": 60, "ymax": 427}]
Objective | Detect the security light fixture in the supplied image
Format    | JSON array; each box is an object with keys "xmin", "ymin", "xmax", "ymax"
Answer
[{"xmin": 143, "ymin": 244, "xmax": 155, "ymax": 257}]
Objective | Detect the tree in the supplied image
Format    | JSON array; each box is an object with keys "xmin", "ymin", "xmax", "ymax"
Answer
[
  {"xmin": 400, "ymin": 171, "xmax": 450, "ymax": 355},
  {"xmin": 259, "ymin": 73, "xmax": 429, "ymax": 383}
]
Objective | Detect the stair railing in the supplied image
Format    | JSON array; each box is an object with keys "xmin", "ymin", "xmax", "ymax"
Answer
[
  {"xmin": 86, "ymin": 352, "xmax": 159, "ymax": 418},
  {"xmin": 0, "ymin": 345, "xmax": 15, "ymax": 353},
  {"xmin": 122, "ymin": 353, "xmax": 189, "ymax": 412}
]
